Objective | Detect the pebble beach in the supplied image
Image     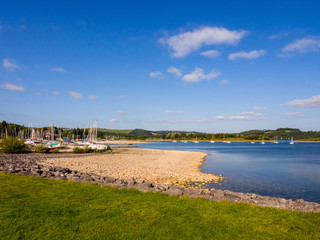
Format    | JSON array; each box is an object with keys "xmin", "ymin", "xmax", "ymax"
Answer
[{"xmin": 40, "ymin": 148, "xmax": 222, "ymax": 185}]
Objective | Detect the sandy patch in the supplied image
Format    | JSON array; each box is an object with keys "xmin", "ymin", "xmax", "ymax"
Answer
[{"xmin": 41, "ymin": 148, "xmax": 220, "ymax": 185}]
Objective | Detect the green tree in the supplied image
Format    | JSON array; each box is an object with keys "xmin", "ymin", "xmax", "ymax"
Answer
[{"xmin": 1, "ymin": 137, "xmax": 29, "ymax": 153}]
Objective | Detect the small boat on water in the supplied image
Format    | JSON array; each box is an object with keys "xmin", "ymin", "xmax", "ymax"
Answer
[
  {"xmin": 210, "ymin": 133, "xmax": 215, "ymax": 143},
  {"xmin": 250, "ymin": 141, "xmax": 255, "ymax": 144},
  {"xmin": 193, "ymin": 137, "xmax": 199, "ymax": 143},
  {"xmin": 289, "ymin": 137, "xmax": 294, "ymax": 145}
]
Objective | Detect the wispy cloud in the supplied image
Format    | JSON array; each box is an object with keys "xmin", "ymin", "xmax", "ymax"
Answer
[
  {"xmin": 2, "ymin": 59, "xmax": 22, "ymax": 72},
  {"xmin": 68, "ymin": 91, "xmax": 84, "ymax": 99},
  {"xmin": 253, "ymin": 106, "xmax": 266, "ymax": 111},
  {"xmin": 220, "ymin": 79, "xmax": 229, "ymax": 85},
  {"xmin": 166, "ymin": 110, "xmax": 183, "ymax": 114},
  {"xmin": 229, "ymin": 49, "xmax": 267, "ymax": 60},
  {"xmin": 182, "ymin": 67, "xmax": 220, "ymax": 83},
  {"xmin": 35, "ymin": 92, "xmax": 42, "ymax": 96},
  {"xmin": 89, "ymin": 95, "xmax": 98, "ymax": 100},
  {"xmin": 268, "ymin": 34, "xmax": 282, "ymax": 40},
  {"xmin": 2, "ymin": 83, "xmax": 25, "ymax": 92},
  {"xmin": 282, "ymin": 37, "xmax": 320, "ymax": 53},
  {"xmin": 149, "ymin": 71, "xmax": 163, "ymax": 79},
  {"xmin": 286, "ymin": 112, "xmax": 304, "ymax": 118},
  {"xmin": 52, "ymin": 91, "xmax": 60, "ymax": 95},
  {"xmin": 200, "ymin": 50, "xmax": 220, "ymax": 58},
  {"xmin": 167, "ymin": 67, "xmax": 182, "ymax": 77},
  {"xmin": 216, "ymin": 115, "xmax": 264, "ymax": 120},
  {"xmin": 159, "ymin": 26, "xmax": 247, "ymax": 58},
  {"xmin": 155, "ymin": 112, "xmax": 265, "ymax": 124},
  {"xmin": 110, "ymin": 118, "xmax": 120, "ymax": 123},
  {"xmin": 116, "ymin": 111, "xmax": 126, "ymax": 116},
  {"xmin": 155, "ymin": 118, "xmax": 213, "ymax": 124},
  {"xmin": 119, "ymin": 95, "xmax": 127, "ymax": 99},
  {"xmin": 239, "ymin": 111, "xmax": 263, "ymax": 116},
  {"xmin": 286, "ymin": 95, "xmax": 320, "ymax": 107},
  {"xmin": 50, "ymin": 67, "xmax": 66, "ymax": 72}
]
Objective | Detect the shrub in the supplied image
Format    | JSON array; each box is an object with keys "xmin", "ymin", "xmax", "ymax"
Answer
[
  {"xmin": 73, "ymin": 146, "xmax": 91, "ymax": 153},
  {"xmin": 107, "ymin": 145, "xmax": 112, "ymax": 151},
  {"xmin": 35, "ymin": 144, "xmax": 50, "ymax": 153},
  {"xmin": 51, "ymin": 148, "xmax": 59, "ymax": 153},
  {"xmin": 1, "ymin": 137, "xmax": 29, "ymax": 154}
]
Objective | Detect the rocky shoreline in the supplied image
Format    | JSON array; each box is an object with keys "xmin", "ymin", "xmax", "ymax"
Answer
[{"xmin": 1, "ymin": 153, "xmax": 319, "ymax": 213}]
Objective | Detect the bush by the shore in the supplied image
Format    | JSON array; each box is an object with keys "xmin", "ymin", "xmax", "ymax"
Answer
[
  {"xmin": 35, "ymin": 144, "xmax": 50, "ymax": 153},
  {"xmin": 73, "ymin": 146, "xmax": 91, "ymax": 153},
  {"xmin": 0, "ymin": 137, "xmax": 29, "ymax": 154}
]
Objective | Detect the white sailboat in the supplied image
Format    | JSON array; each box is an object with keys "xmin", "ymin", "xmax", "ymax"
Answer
[
  {"xmin": 261, "ymin": 136, "xmax": 265, "ymax": 144},
  {"xmin": 210, "ymin": 134, "xmax": 215, "ymax": 143},
  {"xmin": 289, "ymin": 137, "xmax": 294, "ymax": 145},
  {"xmin": 193, "ymin": 136, "xmax": 199, "ymax": 143}
]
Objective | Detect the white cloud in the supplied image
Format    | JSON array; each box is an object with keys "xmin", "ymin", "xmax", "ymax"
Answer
[
  {"xmin": 2, "ymin": 59, "xmax": 22, "ymax": 72},
  {"xmin": 110, "ymin": 118, "xmax": 120, "ymax": 123},
  {"xmin": 89, "ymin": 95, "xmax": 98, "ymax": 100},
  {"xmin": 239, "ymin": 111, "xmax": 263, "ymax": 116},
  {"xmin": 116, "ymin": 111, "xmax": 126, "ymax": 116},
  {"xmin": 68, "ymin": 91, "xmax": 84, "ymax": 99},
  {"xmin": 228, "ymin": 49, "xmax": 267, "ymax": 60},
  {"xmin": 52, "ymin": 91, "xmax": 60, "ymax": 95},
  {"xmin": 253, "ymin": 106, "xmax": 266, "ymax": 111},
  {"xmin": 155, "ymin": 118, "xmax": 213, "ymax": 124},
  {"xmin": 35, "ymin": 92, "xmax": 42, "ymax": 96},
  {"xmin": 239, "ymin": 111, "xmax": 255, "ymax": 115},
  {"xmin": 2, "ymin": 83, "xmax": 25, "ymax": 92},
  {"xmin": 286, "ymin": 95, "xmax": 320, "ymax": 107},
  {"xmin": 149, "ymin": 71, "xmax": 163, "ymax": 79},
  {"xmin": 182, "ymin": 67, "xmax": 220, "ymax": 83},
  {"xmin": 215, "ymin": 114, "xmax": 264, "ymax": 121},
  {"xmin": 50, "ymin": 67, "xmax": 66, "ymax": 72},
  {"xmin": 119, "ymin": 95, "xmax": 127, "ymax": 99},
  {"xmin": 286, "ymin": 112, "xmax": 304, "ymax": 118},
  {"xmin": 282, "ymin": 37, "xmax": 320, "ymax": 53},
  {"xmin": 220, "ymin": 79, "xmax": 229, "ymax": 85},
  {"xmin": 268, "ymin": 34, "xmax": 282, "ymax": 40},
  {"xmin": 160, "ymin": 26, "xmax": 247, "ymax": 58},
  {"xmin": 167, "ymin": 67, "xmax": 182, "ymax": 77},
  {"xmin": 200, "ymin": 50, "xmax": 220, "ymax": 58},
  {"xmin": 166, "ymin": 110, "xmax": 183, "ymax": 114}
]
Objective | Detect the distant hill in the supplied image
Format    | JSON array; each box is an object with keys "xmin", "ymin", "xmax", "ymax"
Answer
[
  {"xmin": 240, "ymin": 128, "xmax": 320, "ymax": 139},
  {"xmin": 1, "ymin": 120, "xmax": 320, "ymax": 140}
]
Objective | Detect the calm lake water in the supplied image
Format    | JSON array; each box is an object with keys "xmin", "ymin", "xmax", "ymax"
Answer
[{"xmin": 138, "ymin": 141, "xmax": 320, "ymax": 203}]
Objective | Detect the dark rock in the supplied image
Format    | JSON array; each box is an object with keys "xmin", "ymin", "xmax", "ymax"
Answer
[{"xmin": 1, "ymin": 152, "xmax": 320, "ymax": 212}]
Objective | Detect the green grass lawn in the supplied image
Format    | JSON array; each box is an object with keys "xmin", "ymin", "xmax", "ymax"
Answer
[{"xmin": 0, "ymin": 172, "xmax": 319, "ymax": 239}]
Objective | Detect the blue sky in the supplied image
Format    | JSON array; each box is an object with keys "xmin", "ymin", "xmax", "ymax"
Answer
[{"xmin": 1, "ymin": 0, "xmax": 320, "ymax": 132}]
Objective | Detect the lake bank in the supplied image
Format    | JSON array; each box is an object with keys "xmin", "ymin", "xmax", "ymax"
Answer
[{"xmin": 39, "ymin": 148, "xmax": 222, "ymax": 185}]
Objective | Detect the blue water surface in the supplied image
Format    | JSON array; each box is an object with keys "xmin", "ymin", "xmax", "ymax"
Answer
[{"xmin": 138, "ymin": 141, "xmax": 320, "ymax": 203}]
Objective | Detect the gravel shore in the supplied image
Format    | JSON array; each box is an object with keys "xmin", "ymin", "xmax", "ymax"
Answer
[{"xmin": 39, "ymin": 148, "xmax": 222, "ymax": 185}]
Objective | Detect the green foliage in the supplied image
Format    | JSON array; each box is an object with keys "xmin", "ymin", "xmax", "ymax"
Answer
[
  {"xmin": 244, "ymin": 135, "xmax": 271, "ymax": 140},
  {"xmin": 0, "ymin": 172, "xmax": 319, "ymax": 239},
  {"xmin": 0, "ymin": 137, "xmax": 29, "ymax": 153},
  {"xmin": 51, "ymin": 148, "xmax": 59, "ymax": 153},
  {"xmin": 73, "ymin": 146, "xmax": 91, "ymax": 153},
  {"xmin": 106, "ymin": 145, "xmax": 111, "ymax": 151},
  {"xmin": 35, "ymin": 144, "xmax": 50, "ymax": 153}
]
